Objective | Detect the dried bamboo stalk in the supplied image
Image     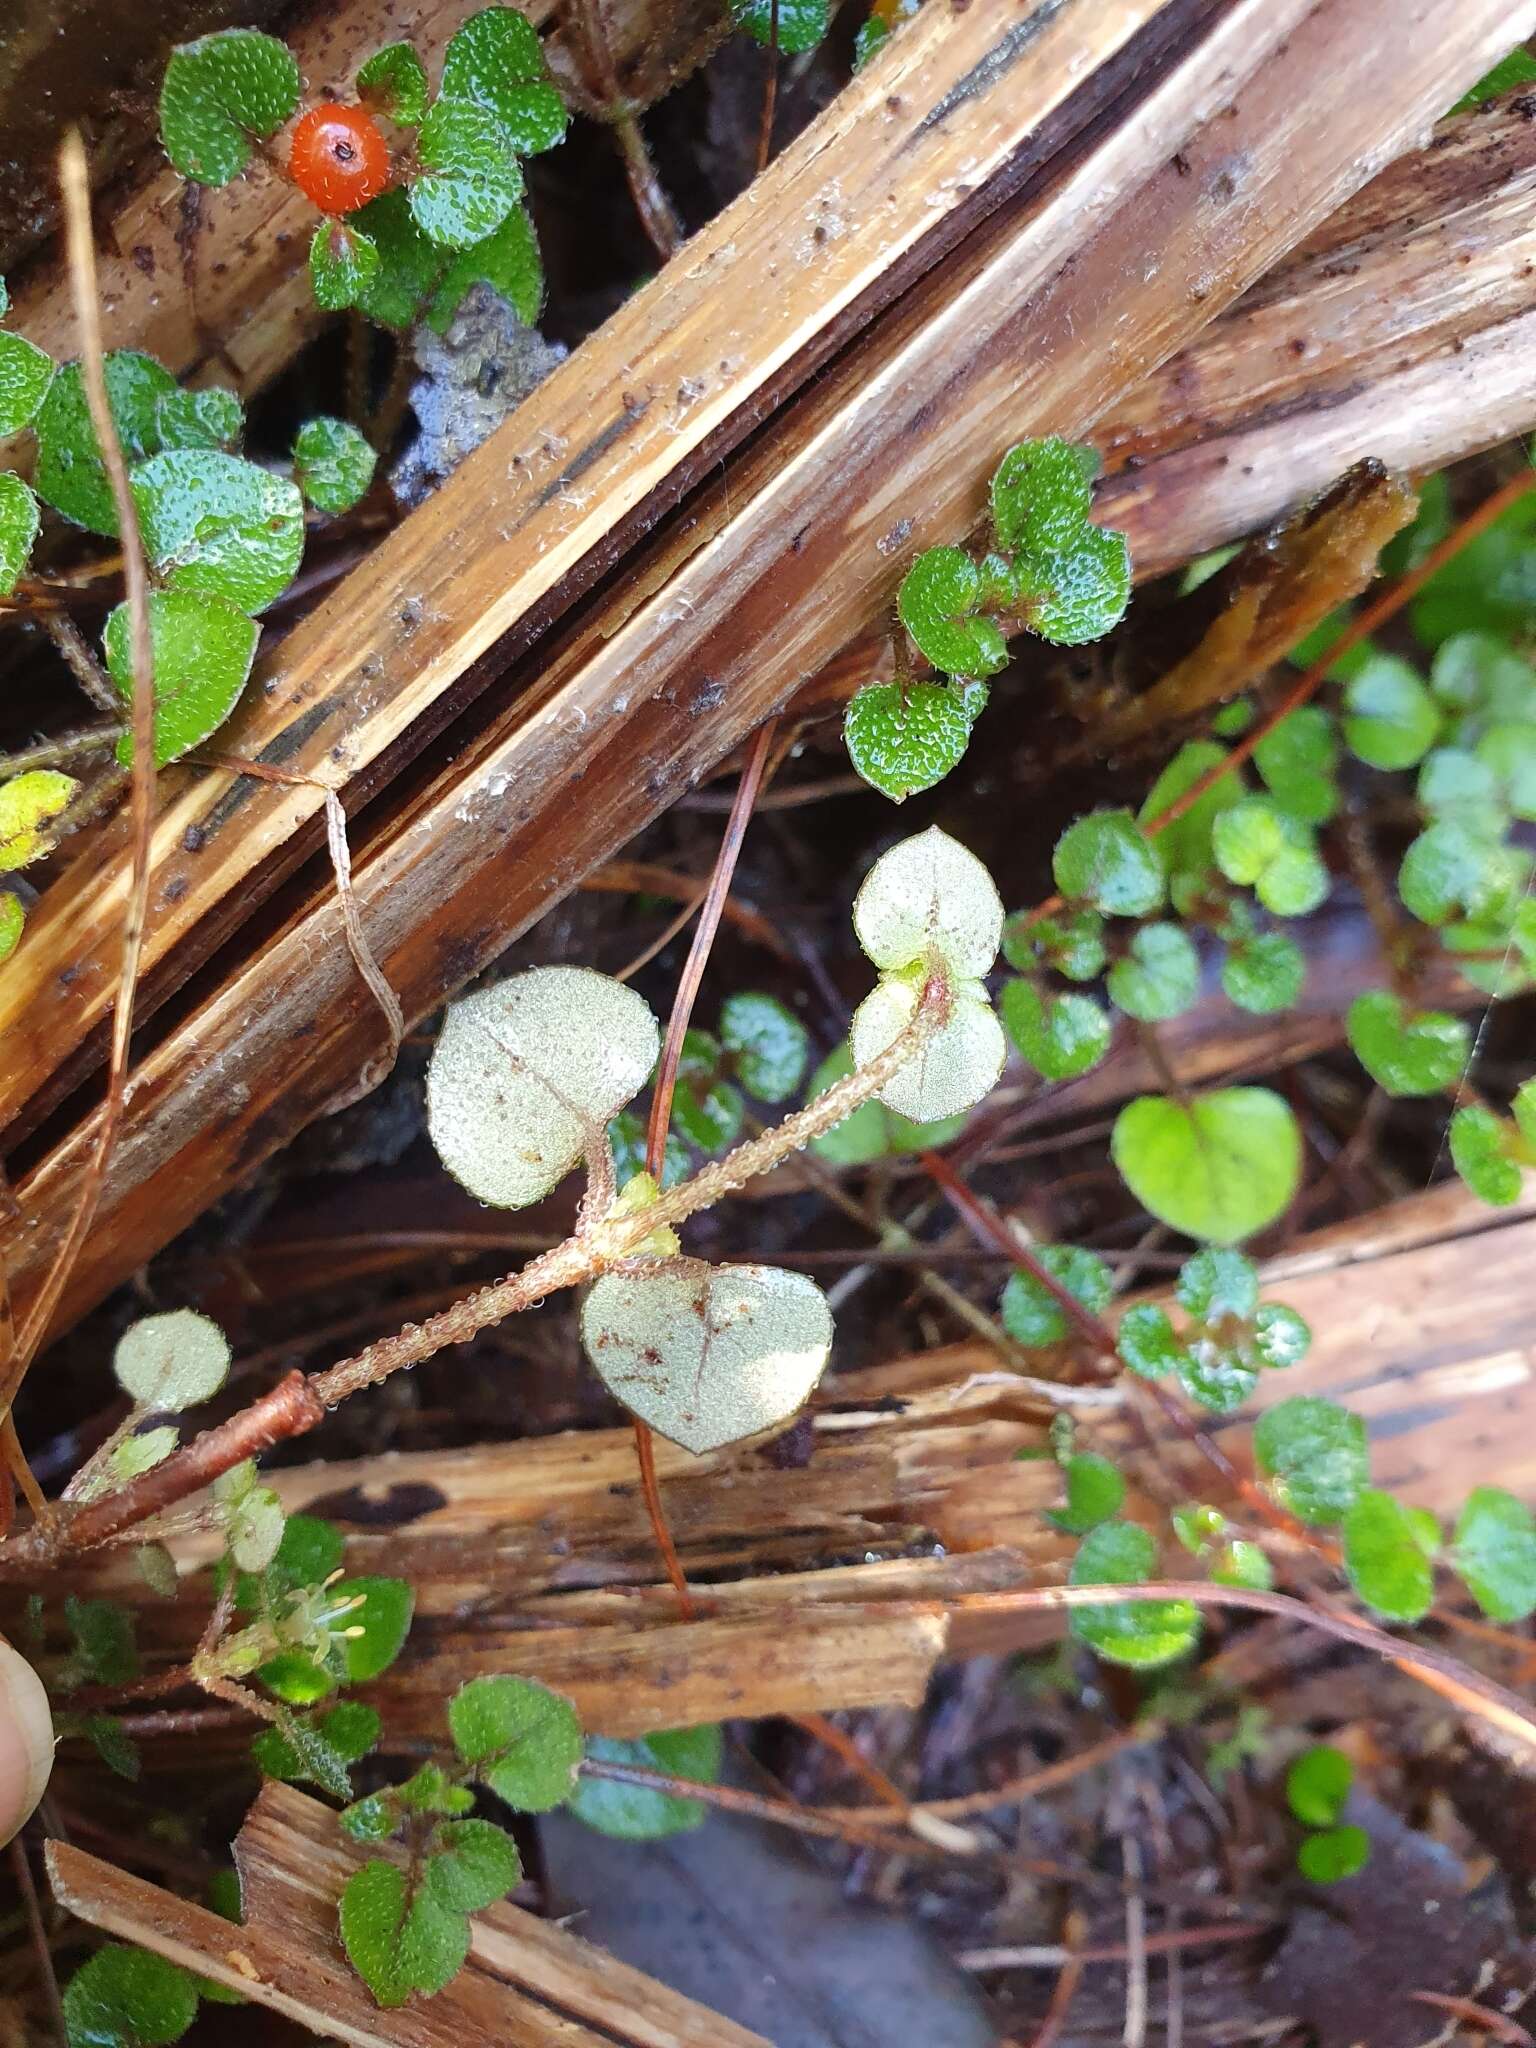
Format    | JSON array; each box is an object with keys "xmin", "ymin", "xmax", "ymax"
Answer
[
  {"xmin": 5, "ymin": 0, "xmax": 1533, "ymax": 1343},
  {"xmin": 48, "ymin": 1781, "xmax": 768, "ymax": 2047}
]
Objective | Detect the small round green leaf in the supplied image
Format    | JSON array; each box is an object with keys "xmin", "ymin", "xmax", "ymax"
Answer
[
  {"xmin": 357, "ymin": 40, "xmax": 430, "ymax": 125},
  {"xmin": 1342, "ymin": 1489, "xmax": 1434, "ymax": 1622},
  {"xmin": 1107, "ymin": 921, "xmax": 1200, "ymax": 1022},
  {"xmin": 1252, "ymin": 1302, "xmax": 1310, "ymax": 1370},
  {"xmin": 1000, "ymin": 979, "xmax": 1111, "ymax": 1081},
  {"xmin": 1211, "ymin": 798, "xmax": 1328, "ymax": 917},
  {"xmin": 1047, "ymin": 1451, "xmax": 1125, "ymax": 1535},
  {"xmin": 410, "ymin": 99, "xmax": 523, "ymax": 249},
  {"xmin": 0, "ymin": 891, "xmax": 25, "ymax": 963},
  {"xmin": 990, "ymin": 437, "xmax": 1093, "ymax": 555},
  {"xmin": 1222, "ymin": 930, "xmax": 1305, "ymax": 1014},
  {"xmin": 1053, "ymin": 809, "xmax": 1164, "ymax": 917},
  {"xmin": 1212, "ymin": 1538, "xmax": 1272, "ymax": 1590},
  {"xmin": 852, "ymin": 825, "xmax": 1003, "ymax": 981},
  {"xmin": 1449, "ymin": 1103, "xmax": 1525, "ymax": 1207},
  {"xmin": 335, "ymin": 1576, "xmax": 414, "ymax": 1681},
  {"xmin": 1111, "ymin": 1088, "xmax": 1301, "ymax": 1245},
  {"xmin": 1297, "ymin": 1823, "xmax": 1370, "ymax": 1884},
  {"xmin": 160, "ymin": 30, "xmax": 302, "ymax": 185},
  {"xmin": 131, "ymin": 450, "xmax": 304, "ymax": 614},
  {"xmin": 0, "ymin": 472, "xmax": 41, "ymax": 597},
  {"xmin": 851, "ymin": 975, "xmax": 1004, "ymax": 1124},
  {"xmin": 1451, "ymin": 1485, "xmax": 1536, "ymax": 1622},
  {"xmin": 0, "ymin": 769, "xmax": 77, "ymax": 871},
  {"xmin": 570, "ymin": 1725, "xmax": 723, "ymax": 1840},
  {"xmin": 845, "ymin": 680, "xmax": 973, "ymax": 801},
  {"xmin": 1254, "ymin": 1396, "xmax": 1368, "ymax": 1525},
  {"xmin": 427, "ymin": 966, "xmax": 659, "ymax": 1209},
  {"xmin": 1398, "ymin": 818, "xmax": 1506, "ymax": 927},
  {"xmin": 1342, "ymin": 652, "xmax": 1440, "ymax": 769},
  {"xmin": 1346, "ymin": 990, "xmax": 1469, "ymax": 1097},
  {"xmin": 1176, "ymin": 1248, "xmax": 1258, "ymax": 1322},
  {"xmin": 0, "ymin": 330, "xmax": 54, "ymax": 437},
  {"xmin": 730, "ymin": 0, "xmax": 832, "ymax": 54},
  {"xmin": 62, "ymin": 1943, "xmax": 199, "ymax": 2047},
  {"xmin": 293, "ymin": 413, "xmax": 377, "ymax": 515},
  {"xmin": 113, "ymin": 1308, "xmax": 231, "ymax": 1410},
  {"xmin": 351, "ymin": 190, "xmax": 452, "ymax": 329},
  {"xmin": 428, "ymin": 204, "xmax": 544, "ymax": 329},
  {"xmin": 1286, "ymin": 1744, "xmax": 1351, "ymax": 1826},
  {"xmin": 719, "ymin": 990, "xmax": 808, "ymax": 1102},
  {"xmin": 104, "ymin": 588, "xmax": 259, "ymax": 766},
  {"xmin": 1253, "ymin": 705, "xmax": 1339, "ymax": 824},
  {"xmin": 1068, "ymin": 1520, "xmax": 1199, "ymax": 1669},
  {"xmin": 310, "ymin": 221, "xmax": 382, "ymax": 313},
  {"xmin": 1000, "ymin": 1246, "xmax": 1112, "ymax": 1348},
  {"xmin": 1004, "ymin": 905, "xmax": 1105, "ymax": 981},
  {"xmin": 425, "ymin": 1818, "xmax": 522, "ymax": 1912},
  {"xmin": 1115, "ymin": 1303, "xmax": 1186, "ymax": 1379},
  {"xmin": 448, "ymin": 1674, "xmax": 583, "ymax": 1810},
  {"xmin": 155, "ymin": 385, "xmax": 243, "ymax": 453},
  {"xmin": 340, "ymin": 1859, "xmax": 469, "ymax": 2007},
  {"xmin": 1018, "ymin": 522, "xmax": 1131, "ymax": 646},
  {"xmin": 35, "ymin": 352, "xmax": 176, "ymax": 535},
  {"xmin": 897, "ymin": 546, "xmax": 1007, "ymax": 680}
]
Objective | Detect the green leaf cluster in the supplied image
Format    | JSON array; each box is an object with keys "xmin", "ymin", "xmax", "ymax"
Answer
[
  {"xmin": 847, "ymin": 439, "xmax": 1129, "ymax": 799},
  {"xmin": 1285, "ymin": 1745, "xmax": 1369, "ymax": 1883},
  {"xmin": 339, "ymin": 1675, "xmax": 581, "ymax": 2006},
  {"xmin": 1112, "ymin": 1248, "xmax": 1309, "ymax": 1417}
]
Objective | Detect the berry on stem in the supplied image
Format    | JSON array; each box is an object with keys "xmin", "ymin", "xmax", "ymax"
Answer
[{"xmin": 289, "ymin": 103, "xmax": 391, "ymax": 214}]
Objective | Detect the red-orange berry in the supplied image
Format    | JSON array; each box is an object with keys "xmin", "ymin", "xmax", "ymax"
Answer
[{"xmin": 289, "ymin": 103, "xmax": 391, "ymax": 216}]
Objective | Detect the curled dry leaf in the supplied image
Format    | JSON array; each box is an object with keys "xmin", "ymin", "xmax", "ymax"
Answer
[
  {"xmin": 427, "ymin": 966, "xmax": 660, "ymax": 1208},
  {"xmin": 581, "ymin": 1259, "xmax": 834, "ymax": 1454}
]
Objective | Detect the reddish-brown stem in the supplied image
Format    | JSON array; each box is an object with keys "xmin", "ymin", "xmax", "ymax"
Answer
[
  {"xmin": 58, "ymin": 1373, "xmax": 325, "ymax": 1553},
  {"xmin": 756, "ymin": 0, "xmax": 781, "ymax": 178},
  {"xmin": 790, "ymin": 1711, "xmax": 912, "ymax": 1813},
  {"xmin": 632, "ymin": 718, "xmax": 779, "ymax": 1618}
]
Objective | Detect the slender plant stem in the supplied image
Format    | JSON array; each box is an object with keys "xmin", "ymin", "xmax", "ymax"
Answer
[
  {"xmin": 5, "ymin": 134, "xmax": 158, "ymax": 1411},
  {"xmin": 756, "ymin": 0, "xmax": 781, "ymax": 177},
  {"xmin": 20, "ymin": 981, "xmax": 950, "ymax": 1562}
]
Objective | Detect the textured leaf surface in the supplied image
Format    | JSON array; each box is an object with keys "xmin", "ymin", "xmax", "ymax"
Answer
[
  {"xmin": 293, "ymin": 413, "xmax": 377, "ymax": 514},
  {"xmin": 310, "ymin": 221, "xmax": 381, "ymax": 312},
  {"xmin": 62, "ymin": 1943, "xmax": 199, "ymax": 2046},
  {"xmin": 844, "ymin": 680, "xmax": 972, "ymax": 800},
  {"xmin": 1068, "ymin": 1521, "xmax": 1199, "ymax": 1669},
  {"xmin": 132, "ymin": 450, "xmax": 304, "ymax": 613},
  {"xmin": 570, "ymin": 1725, "xmax": 723, "ymax": 1839},
  {"xmin": 0, "ymin": 769, "xmax": 77, "ymax": 871},
  {"xmin": 448, "ymin": 1674, "xmax": 583, "ymax": 1809},
  {"xmin": 583, "ymin": 1259, "xmax": 834, "ymax": 1454},
  {"xmin": 427, "ymin": 966, "xmax": 659, "ymax": 1208},
  {"xmin": 0, "ymin": 330, "xmax": 53, "ymax": 437},
  {"xmin": 104, "ymin": 588, "xmax": 258, "ymax": 765},
  {"xmin": 0, "ymin": 472, "xmax": 40, "ymax": 596},
  {"xmin": 897, "ymin": 547, "xmax": 1007, "ymax": 679},
  {"xmin": 1346, "ymin": 990, "xmax": 1469, "ymax": 1097},
  {"xmin": 113, "ymin": 1308, "xmax": 230, "ymax": 1409},
  {"xmin": 852, "ymin": 825, "xmax": 1003, "ymax": 980},
  {"xmin": 35, "ymin": 352, "xmax": 176, "ymax": 535},
  {"xmin": 1053, "ymin": 809, "xmax": 1164, "ymax": 917},
  {"xmin": 850, "ymin": 975, "xmax": 1004, "ymax": 1124},
  {"xmin": 1452, "ymin": 1485, "xmax": 1536, "ymax": 1621},
  {"xmin": 357, "ymin": 41, "xmax": 430, "ymax": 124},
  {"xmin": 410, "ymin": 99, "xmax": 523, "ymax": 248},
  {"xmin": 160, "ymin": 30, "xmax": 301, "ymax": 184},
  {"xmin": 1254, "ymin": 1396, "xmax": 1368, "ymax": 1525}
]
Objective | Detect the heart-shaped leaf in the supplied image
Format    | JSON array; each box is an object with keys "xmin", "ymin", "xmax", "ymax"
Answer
[
  {"xmin": 357, "ymin": 41, "xmax": 430, "ymax": 125},
  {"xmin": 1000, "ymin": 980, "xmax": 1111, "ymax": 1080},
  {"xmin": 1018, "ymin": 522, "xmax": 1131, "ymax": 645},
  {"xmin": 1106, "ymin": 922, "xmax": 1200, "ymax": 1022},
  {"xmin": 428, "ymin": 204, "xmax": 544, "ymax": 329},
  {"xmin": 155, "ymin": 384, "xmax": 244, "ymax": 452},
  {"xmin": 1449, "ymin": 1102, "xmax": 1525, "ymax": 1206},
  {"xmin": 409, "ymin": 99, "xmax": 523, "ymax": 248},
  {"xmin": 427, "ymin": 966, "xmax": 659, "ymax": 1209},
  {"xmin": 1053, "ymin": 808, "xmax": 1164, "ymax": 918},
  {"xmin": 718, "ymin": 990, "xmax": 808, "ymax": 1102},
  {"xmin": 34, "ymin": 351, "xmax": 177, "ymax": 535},
  {"xmin": 104, "ymin": 587, "xmax": 259, "ymax": 765},
  {"xmin": 897, "ymin": 546, "xmax": 1008, "ymax": 679},
  {"xmin": 310, "ymin": 220, "xmax": 382, "ymax": 312},
  {"xmin": 0, "ymin": 473, "xmax": 40, "ymax": 597},
  {"xmin": 852, "ymin": 825, "xmax": 1003, "ymax": 982},
  {"xmin": 0, "ymin": 769, "xmax": 77, "ymax": 870},
  {"xmin": 844, "ymin": 680, "xmax": 973, "ymax": 801},
  {"xmin": 448, "ymin": 1673, "xmax": 583, "ymax": 1809},
  {"xmin": 340, "ymin": 1859, "xmax": 469, "ymax": 2007},
  {"xmin": 131, "ymin": 450, "xmax": 304, "ymax": 614},
  {"xmin": 582, "ymin": 1258, "xmax": 833, "ymax": 1454},
  {"xmin": 0, "ymin": 331, "xmax": 53, "ymax": 437},
  {"xmin": 293, "ymin": 414, "xmax": 377, "ymax": 515},
  {"xmin": 1452, "ymin": 1485, "xmax": 1536, "ymax": 1621},
  {"xmin": 990, "ymin": 437, "xmax": 1094, "ymax": 556},
  {"xmin": 850, "ymin": 975, "xmax": 1004, "ymax": 1124},
  {"xmin": 1111, "ymin": 1087, "xmax": 1301, "ymax": 1245},
  {"xmin": 160, "ymin": 30, "xmax": 302, "ymax": 185},
  {"xmin": 1346, "ymin": 990, "xmax": 1468, "ymax": 1097},
  {"xmin": 62, "ymin": 1944, "xmax": 199, "ymax": 2048},
  {"xmin": 1254, "ymin": 1395, "xmax": 1368, "ymax": 1524}
]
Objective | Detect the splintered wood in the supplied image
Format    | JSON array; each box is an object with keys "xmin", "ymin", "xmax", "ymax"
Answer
[
  {"xmin": 23, "ymin": 1182, "xmax": 1532, "ymax": 1760},
  {"xmin": 7, "ymin": 0, "xmax": 1536, "ymax": 1344},
  {"xmin": 48, "ymin": 1781, "xmax": 769, "ymax": 2047}
]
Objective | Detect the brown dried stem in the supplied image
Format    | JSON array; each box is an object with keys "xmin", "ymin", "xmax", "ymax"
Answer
[{"xmin": 4, "ymin": 133, "xmax": 158, "ymax": 1413}]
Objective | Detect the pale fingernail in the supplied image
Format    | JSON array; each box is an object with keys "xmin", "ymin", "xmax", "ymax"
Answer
[{"xmin": 0, "ymin": 1643, "xmax": 54, "ymax": 1844}]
